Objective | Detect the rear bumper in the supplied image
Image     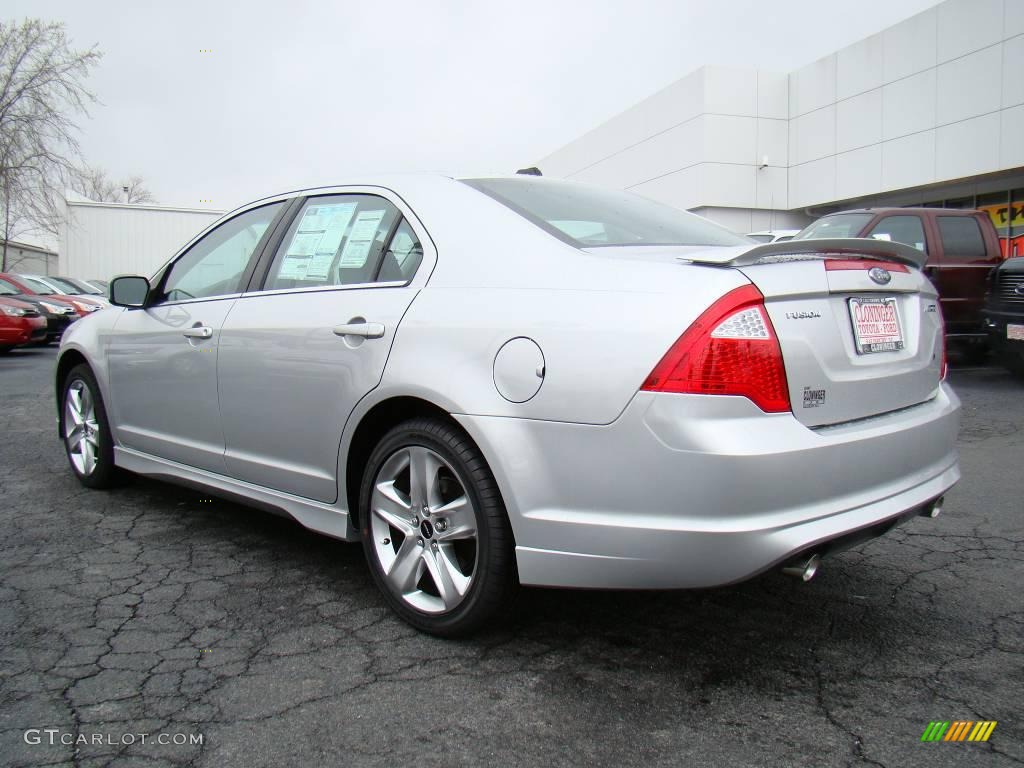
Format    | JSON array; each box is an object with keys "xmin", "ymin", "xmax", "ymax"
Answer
[{"xmin": 456, "ymin": 384, "xmax": 960, "ymax": 589}]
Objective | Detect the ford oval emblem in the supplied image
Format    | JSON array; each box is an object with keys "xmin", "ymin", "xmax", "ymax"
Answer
[{"xmin": 869, "ymin": 267, "xmax": 892, "ymax": 285}]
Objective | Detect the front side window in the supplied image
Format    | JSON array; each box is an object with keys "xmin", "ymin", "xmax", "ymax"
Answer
[
  {"xmin": 160, "ymin": 202, "xmax": 283, "ymax": 303},
  {"xmin": 462, "ymin": 178, "xmax": 749, "ymax": 248},
  {"xmin": 263, "ymin": 195, "xmax": 407, "ymax": 291},
  {"xmin": 937, "ymin": 216, "xmax": 986, "ymax": 259},
  {"xmin": 867, "ymin": 215, "xmax": 927, "ymax": 252},
  {"xmin": 794, "ymin": 213, "xmax": 873, "ymax": 240}
]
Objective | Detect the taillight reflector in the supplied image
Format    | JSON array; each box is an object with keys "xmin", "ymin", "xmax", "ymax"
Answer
[{"xmin": 641, "ymin": 284, "xmax": 791, "ymax": 413}]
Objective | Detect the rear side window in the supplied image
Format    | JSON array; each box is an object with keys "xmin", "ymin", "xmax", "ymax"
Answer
[
  {"xmin": 866, "ymin": 215, "xmax": 926, "ymax": 252},
  {"xmin": 937, "ymin": 216, "xmax": 986, "ymax": 259},
  {"xmin": 263, "ymin": 195, "xmax": 410, "ymax": 291}
]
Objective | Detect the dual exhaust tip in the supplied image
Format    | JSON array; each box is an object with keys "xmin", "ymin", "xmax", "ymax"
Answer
[{"xmin": 780, "ymin": 496, "xmax": 945, "ymax": 582}]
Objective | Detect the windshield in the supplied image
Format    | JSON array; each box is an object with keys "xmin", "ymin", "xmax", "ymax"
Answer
[
  {"xmin": 17, "ymin": 276, "xmax": 56, "ymax": 294},
  {"xmin": 795, "ymin": 213, "xmax": 873, "ymax": 240},
  {"xmin": 462, "ymin": 178, "xmax": 750, "ymax": 248},
  {"xmin": 46, "ymin": 277, "xmax": 84, "ymax": 294},
  {"xmin": 0, "ymin": 279, "xmax": 20, "ymax": 295}
]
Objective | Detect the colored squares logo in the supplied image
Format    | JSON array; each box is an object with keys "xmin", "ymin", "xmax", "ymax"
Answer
[{"xmin": 921, "ymin": 721, "xmax": 997, "ymax": 742}]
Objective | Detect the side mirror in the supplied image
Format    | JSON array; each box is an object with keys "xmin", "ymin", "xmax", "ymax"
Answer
[{"xmin": 109, "ymin": 275, "xmax": 150, "ymax": 308}]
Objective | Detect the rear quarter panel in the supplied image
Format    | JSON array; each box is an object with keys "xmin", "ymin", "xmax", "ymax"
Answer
[{"xmin": 383, "ymin": 260, "xmax": 748, "ymax": 425}]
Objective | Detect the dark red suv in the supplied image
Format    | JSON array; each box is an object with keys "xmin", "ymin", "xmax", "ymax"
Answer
[{"xmin": 795, "ymin": 208, "xmax": 1002, "ymax": 350}]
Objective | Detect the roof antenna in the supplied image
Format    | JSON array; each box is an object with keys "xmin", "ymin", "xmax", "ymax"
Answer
[{"xmin": 516, "ymin": 167, "xmax": 542, "ymax": 176}]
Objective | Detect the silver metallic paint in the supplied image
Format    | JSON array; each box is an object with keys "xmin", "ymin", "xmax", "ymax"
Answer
[{"xmin": 57, "ymin": 174, "xmax": 962, "ymax": 590}]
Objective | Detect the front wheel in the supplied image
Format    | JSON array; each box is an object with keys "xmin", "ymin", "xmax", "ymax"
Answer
[
  {"xmin": 359, "ymin": 417, "xmax": 516, "ymax": 636},
  {"xmin": 61, "ymin": 364, "xmax": 118, "ymax": 488}
]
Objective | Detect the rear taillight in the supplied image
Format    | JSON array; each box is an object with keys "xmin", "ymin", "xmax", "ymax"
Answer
[{"xmin": 641, "ymin": 284, "xmax": 791, "ymax": 413}]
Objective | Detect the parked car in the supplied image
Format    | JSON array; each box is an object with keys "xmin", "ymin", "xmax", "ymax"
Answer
[
  {"xmin": 0, "ymin": 296, "xmax": 48, "ymax": 353},
  {"xmin": 1, "ymin": 273, "xmax": 106, "ymax": 317},
  {"xmin": 0, "ymin": 275, "xmax": 78, "ymax": 343},
  {"xmin": 18, "ymin": 274, "xmax": 110, "ymax": 307},
  {"xmin": 983, "ymin": 256, "xmax": 1024, "ymax": 376},
  {"xmin": 48, "ymin": 275, "xmax": 109, "ymax": 299},
  {"xmin": 745, "ymin": 229, "xmax": 800, "ymax": 243},
  {"xmin": 794, "ymin": 208, "xmax": 1002, "ymax": 353},
  {"xmin": 55, "ymin": 176, "xmax": 959, "ymax": 635}
]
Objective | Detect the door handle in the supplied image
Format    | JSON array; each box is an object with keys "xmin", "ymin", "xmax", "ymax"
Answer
[
  {"xmin": 333, "ymin": 322, "xmax": 385, "ymax": 339},
  {"xmin": 182, "ymin": 326, "xmax": 213, "ymax": 339}
]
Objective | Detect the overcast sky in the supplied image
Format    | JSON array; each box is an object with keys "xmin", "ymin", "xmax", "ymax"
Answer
[{"xmin": 9, "ymin": 0, "xmax": 939, "ymax": 216}]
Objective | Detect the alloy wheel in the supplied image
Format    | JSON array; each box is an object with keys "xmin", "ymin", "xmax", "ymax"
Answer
[
  {"xmin": 369, "ymin": 445, "xmax": 479, "ymax": 614},
  {"xmin": 64, "ymin": 379, "xmax": 100, "ymax": 476}
]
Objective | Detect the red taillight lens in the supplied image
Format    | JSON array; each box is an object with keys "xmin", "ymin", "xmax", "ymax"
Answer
[{"xmin": 641, "ymin": 284, "xmax": 791, "ymax": 413}]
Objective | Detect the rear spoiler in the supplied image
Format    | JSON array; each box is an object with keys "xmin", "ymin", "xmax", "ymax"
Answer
[{"xmin": 699, "ymin": 238, "xmax": 927, "ymax": 270}]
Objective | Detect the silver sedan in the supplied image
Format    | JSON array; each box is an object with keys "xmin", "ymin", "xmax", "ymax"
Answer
[{"xmin": 55, "ymin": 175, "xmax": 960, "ymax": 635}]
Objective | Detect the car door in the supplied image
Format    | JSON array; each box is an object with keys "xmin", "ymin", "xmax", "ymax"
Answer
[
  {"xmin": 931, "ymin": 214, "xmax": 1001, "ymax": 335},
  {"xmin": 217, "ymin": 191, "xmax": 432, "ymax": 502},
  {"xmin": 106, "ymin": 201, "xmax": 287, "ymax": 472}
]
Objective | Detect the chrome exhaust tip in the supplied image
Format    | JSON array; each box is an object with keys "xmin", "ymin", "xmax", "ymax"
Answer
[
  {"xmin": 921, "ymin": 496, "xmax": 944, "ymax": 518},
  {"xmin": 781, "ymin": 553, "xmax": 821, "ymax": 582}
]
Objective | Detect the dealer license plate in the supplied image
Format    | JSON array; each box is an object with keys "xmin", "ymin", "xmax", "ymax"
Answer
[{"xmin": 848, "ymin": 297, "xmax": 904, "ymax": 354}]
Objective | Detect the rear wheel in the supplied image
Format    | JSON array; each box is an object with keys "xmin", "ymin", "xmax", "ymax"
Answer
[
  {"xmin": 61, "ymin": 364, "xmax": 118, "ymax": 488},
  {"xmin": 359, "ymin": 417, "xmax": 516, "ymax": 636}
]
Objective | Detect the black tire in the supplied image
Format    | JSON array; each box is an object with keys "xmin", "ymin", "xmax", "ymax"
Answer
[
  {"xmin": 961, "ymin": 341, "xmax": 989, "ymax": 365},
  {"xmin": 1003, "ymin": 350, "xmax": 1024, "ymax": 378},
  {"xmin": 59, "ymin": 363, "xmax": 119, "ymax": 489},
  {"xmin": 359, "ymin": 417, "xmax": 516, "ymax": 636}
]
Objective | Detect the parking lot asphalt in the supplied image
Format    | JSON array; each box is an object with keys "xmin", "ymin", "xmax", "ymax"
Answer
[{"xmin": 0, "ymin": 344, "xmax": 1021, "ymax": 768}]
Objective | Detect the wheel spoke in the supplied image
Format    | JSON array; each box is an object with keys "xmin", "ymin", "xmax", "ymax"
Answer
[
  {"xmin": 371, "ymin": 481, "xmax": 414, "ymax": 533},
  {"xmin": 66, "ymin": 421, "xmax": 83, "ymax": 444},
  {"xmin": 80, "ymin": 385, "xmax": 93, "ymax": 420},
  {"xmin": 424, "ymin": 546, "xmax": 470, "ymax": 609},
  {"xmin": 433, "ymin": 495, "xmax": 477, "ymax": 541},
  {"xmin": 385, "ymin": 536, "xmax": 423, "ymax": 594},
  {"xmin": 81, "ymin": 437, "xmax": 96, "ymax": 475},
  {"xmin": 408, "ymin": 446, "xmax": 440, "ymax": 508}
]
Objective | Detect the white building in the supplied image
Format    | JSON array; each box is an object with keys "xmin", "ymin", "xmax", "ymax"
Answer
[
  {"xmin": 0, "ymin": 239, "xmax": 58, "ymax": 275},
  {"xmin": 538, "ymin": 0, "xmax": 1024, "ymax": 255},
  {"xmin": 59, "ymin": 196, "xmax": 224, "ymax": 281}
]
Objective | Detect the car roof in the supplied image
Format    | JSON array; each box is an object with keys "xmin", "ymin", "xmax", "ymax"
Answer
[{"xmin": 822, "ymin": 207, "xmax": 982, "ymax": 216}]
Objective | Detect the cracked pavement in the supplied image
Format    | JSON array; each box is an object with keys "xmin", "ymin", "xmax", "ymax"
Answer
[{"xmin": 0, "ymin": 346, "xmax": 1021, "ymax": 767}]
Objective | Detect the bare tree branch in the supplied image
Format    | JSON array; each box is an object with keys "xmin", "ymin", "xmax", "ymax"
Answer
[
  {"xmin": 0, "ymin": 18, "xmax": 101, "ymax": 270},
  {"xmin": 70, "ymin": 165, "xmax": 156, "ymax": 204}
]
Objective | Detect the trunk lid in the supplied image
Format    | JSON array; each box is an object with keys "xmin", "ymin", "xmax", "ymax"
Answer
[
  {"xmin": 738, "ymin": 258, "xmax": 943, "ymax": 427},
  {"xmin": 586, "ymin": 239, "xmax": 943, "ymax": 427}
]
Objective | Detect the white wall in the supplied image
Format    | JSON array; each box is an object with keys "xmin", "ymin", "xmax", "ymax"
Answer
[
  {"xmin": 788, "ymin": 0, "xmax": 1024, "ymax": 208},
  {"xmin": 60, "ymin": 199, "xmax": 224, "ymax": 280},
  {"xmin": 1, "ymin": 242, "xmax": 57, "ymax": 275},
  {"xmin": 538, "ymin": 0, "xmax": 1024, "ymax": 220},
  {"xmin": 538, "ymin": 65, "xmax": 791, "ymax": 215}
]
